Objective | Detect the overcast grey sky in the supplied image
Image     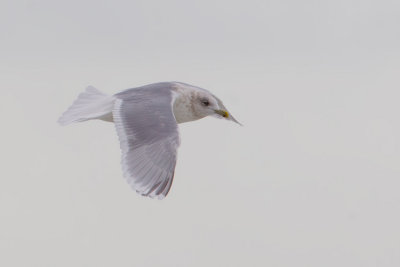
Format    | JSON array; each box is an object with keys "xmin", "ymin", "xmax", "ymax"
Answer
[{"xmin": 1, "ymin": 0, "xmax": 400, "ymax": 266}]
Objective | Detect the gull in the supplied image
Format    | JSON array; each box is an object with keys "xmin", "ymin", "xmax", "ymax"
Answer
[{"xmin": 58, "ymin": 82, "xmax": 240, "ymax": 199}]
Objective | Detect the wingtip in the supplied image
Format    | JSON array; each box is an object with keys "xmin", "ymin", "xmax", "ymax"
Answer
[{"xmin": 57, "ymin": 117, "xmax": 68, "ymax": 126}]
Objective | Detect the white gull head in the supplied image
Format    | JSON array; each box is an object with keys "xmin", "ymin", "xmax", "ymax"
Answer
[{"xmin": 172, "ymin": 82, "xmax": 241, "ymax": 125}]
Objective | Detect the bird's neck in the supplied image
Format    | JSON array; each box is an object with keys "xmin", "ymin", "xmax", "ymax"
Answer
[{"xmin": 172, "ymin": 84, "xmax": 203, "ymax": 124}]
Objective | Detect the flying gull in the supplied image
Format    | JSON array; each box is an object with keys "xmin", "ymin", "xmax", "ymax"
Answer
[{"xmin": 58, "ymin": 82, "xmax": 240, "ymax": 199}]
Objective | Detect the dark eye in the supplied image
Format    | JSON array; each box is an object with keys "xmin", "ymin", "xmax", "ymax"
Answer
[{"xmin": 201, "ymin": 99, "xmax": 210, "ymax": 106}]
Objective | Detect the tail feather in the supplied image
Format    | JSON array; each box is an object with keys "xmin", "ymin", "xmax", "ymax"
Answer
[{"xmin": 58, "ymin": 86, "xmax": 115, "ymax": 125}]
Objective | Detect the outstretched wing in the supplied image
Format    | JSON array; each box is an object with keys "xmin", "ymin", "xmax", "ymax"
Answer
[{"xmin": 113, "ymin": 85, "xmax": 180, "ymax": 199}]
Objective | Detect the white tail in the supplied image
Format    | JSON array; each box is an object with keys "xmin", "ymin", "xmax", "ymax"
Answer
[{"xmin": 58, "ymin": 86, "xmax": 115, "ymax": 126}]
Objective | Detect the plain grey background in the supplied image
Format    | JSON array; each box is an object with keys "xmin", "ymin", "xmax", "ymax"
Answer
[{"xmin": 1, "ymin": 0, "xmax": 399, "ymax": 266}]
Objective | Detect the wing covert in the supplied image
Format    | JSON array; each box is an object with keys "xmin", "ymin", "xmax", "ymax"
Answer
[{"xmin": 113, "ymin": 86, "xmax": 180, "ymax": 199}]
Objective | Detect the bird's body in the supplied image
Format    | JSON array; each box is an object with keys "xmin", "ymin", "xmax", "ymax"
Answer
[{"xmin": 59, "ymin": 82, "xmax": 239, "ymax": 199}]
